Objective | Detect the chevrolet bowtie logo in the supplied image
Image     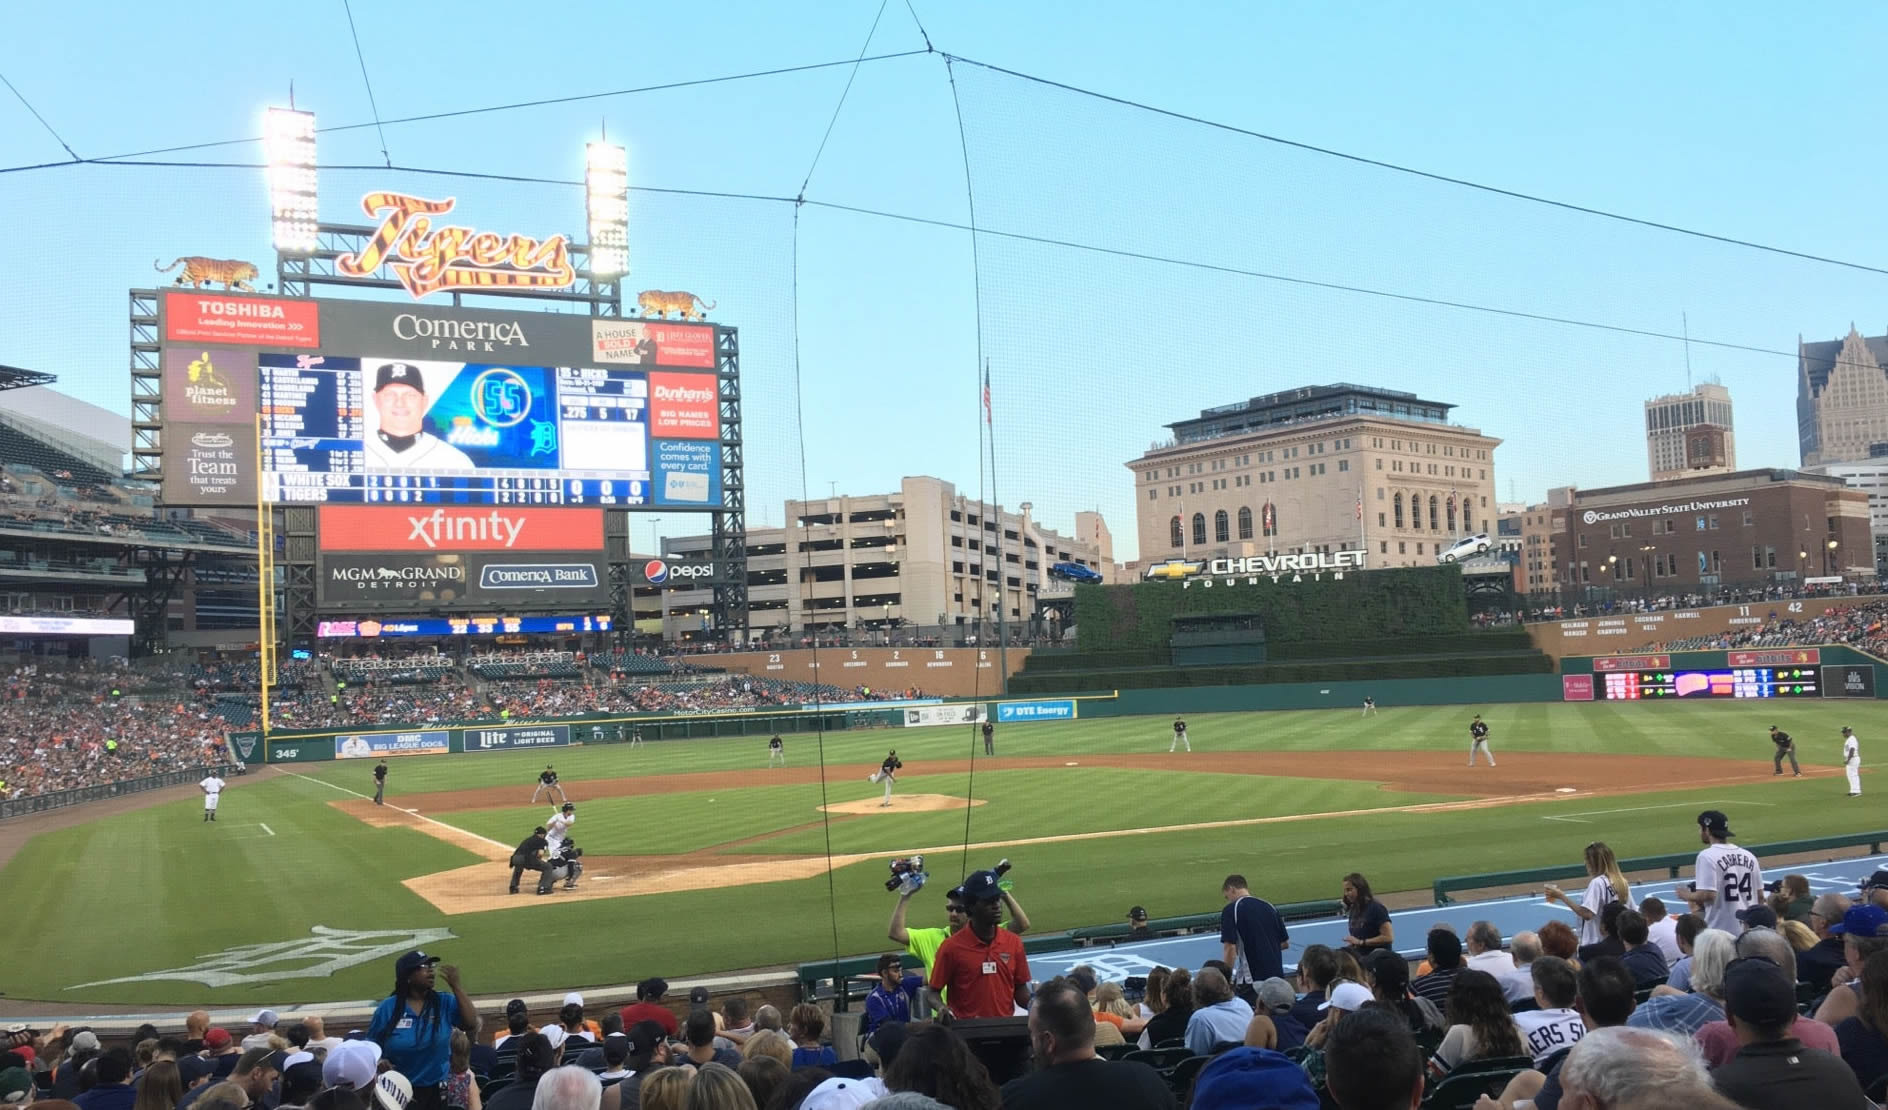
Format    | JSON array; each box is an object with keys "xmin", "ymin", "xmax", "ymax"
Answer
[{"xmin": 1143, "ymin": 559, "xmax": 1204, "ymax": 581}]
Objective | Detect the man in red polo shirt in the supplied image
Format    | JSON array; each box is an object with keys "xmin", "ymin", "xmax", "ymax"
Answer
[{"xmin": 927, "ymin": 868, "xmax": 1031, "ymax": 1019}]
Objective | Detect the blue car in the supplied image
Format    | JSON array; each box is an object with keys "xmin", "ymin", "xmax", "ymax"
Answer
[{"xmin": 1048, "ymin": 561, "xmax": 1104, "ymax": 584}]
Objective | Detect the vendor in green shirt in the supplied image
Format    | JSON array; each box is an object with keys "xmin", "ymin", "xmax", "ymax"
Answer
[{"xmin": 889, "ymin": 877, "xmax": 1032, "ymax": 992}]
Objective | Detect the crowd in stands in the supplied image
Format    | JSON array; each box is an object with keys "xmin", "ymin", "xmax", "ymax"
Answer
[
  {"xmin": 1649, "ymin": 598, "xmax": 1888, "ymax": 656},
  {"xmin": 1, "ymin": 662, "xmax": 234, "ymax": 799},
  {"xmin": 0, "ymin": 464, "xmax": 248, "ymax": 549},
  {"xmin": 1521, "ymin": 579, "xmax": 1877, "ymax": 623}
]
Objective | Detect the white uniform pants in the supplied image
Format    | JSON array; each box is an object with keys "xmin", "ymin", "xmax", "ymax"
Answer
[
  {"xmin": 1171, "ymin": 730, "xmax": 1189, "ymax": 752},
  {"xmin": 532, "ymin": 782, "xmax": 568, "ymax": 804},
  {"xmin": 1470, "ymin": 739, "xmax": 1495, "ymax": 767},
  {"xmin": 1848, "ymin": 760, "xmax": 1862, "ymax": 795},
  {"xmin": 204, "ymin": 794, "xmax": 221, "ymax": 812},
  {"xmin": 769, "ymin": 749, "xmax": 785, "ymax": 766}
]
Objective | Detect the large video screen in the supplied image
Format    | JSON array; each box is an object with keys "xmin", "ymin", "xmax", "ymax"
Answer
[
  {"xmin": 157, "ymin": 292, "xmax": 727, "ymax": 510},
  {"xmin": 1600, "ymin": 668, "xmax": 1821, "ymax": 699}
]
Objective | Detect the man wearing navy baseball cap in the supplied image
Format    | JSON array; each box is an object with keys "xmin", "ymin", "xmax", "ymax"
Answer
[
  {"xmin": 926, "ymin": 868, "xmax": 1032, "ymax": 1019},
  {"xmin": 364, "ymin": 362, "xmax": 476, "ymax": 471}
]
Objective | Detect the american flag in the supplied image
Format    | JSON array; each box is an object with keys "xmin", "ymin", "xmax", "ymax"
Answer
[
  {"xmin": 982, "ymin": 364, "xmax": 992, "ymax": 426},
  {"xmin": 1355, "ymin": 495, "xmax": 1362, "ymax": 521}
]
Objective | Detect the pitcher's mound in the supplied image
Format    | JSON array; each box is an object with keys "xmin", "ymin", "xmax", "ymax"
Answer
[{"xmin": 822, "ymin": 794, "xmax": 986, "ymax": 814}]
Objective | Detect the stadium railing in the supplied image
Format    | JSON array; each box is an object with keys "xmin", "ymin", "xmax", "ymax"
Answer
[
  {"xmin": 1433, "ymin": 831, "xmax": 1888, "ymax": 904},
  {"xmin": 0, "ymin": 764, "xmax": 241, "ymax": 820}
]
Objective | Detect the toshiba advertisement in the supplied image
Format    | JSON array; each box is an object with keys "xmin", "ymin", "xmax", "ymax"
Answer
[{"xmin": 317, "ymin": 507, "xmax": 606, "ymax": 610}]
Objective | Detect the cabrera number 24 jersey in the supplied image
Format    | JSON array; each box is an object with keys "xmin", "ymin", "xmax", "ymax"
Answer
[{"xmin": 1695, "ymin": 843, "xmax": 1763, "ymax": 934}]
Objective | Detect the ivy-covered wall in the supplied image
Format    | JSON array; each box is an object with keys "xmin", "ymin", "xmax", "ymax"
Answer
[{"xmin": 1074, "ymin": 566, "xmax": 1469, "ymax": 652}]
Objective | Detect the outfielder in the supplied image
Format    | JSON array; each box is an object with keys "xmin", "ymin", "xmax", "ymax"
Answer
[
  {"xmin": 629, "ymin": 726, "xmax": 643, "ymax": 749},
  {"xmin": 532, "ymin": 765, "xmax": 569, "ymax": 804},
  {"xmin": 1844, "ymin": 727, "xmax": 1862, "ymax": 797},
  {"xmin": 1361, "ymin": 696, "xmax": 1378, "ymax": 717},
  {"xmin": 546, "ymin": 802, "xmax": 576, "ymax": 855},
  {"xmin": 982, "ymin": 720, "xmax": 995, "ymax": 756},
  {"xmin": 869, "ymin": 750, "xmax": 903, "ymax": 807},
  {"xmin": 372, "ymin": 759, "xmax": 388, "ymax": 806},
  {"xmin": 768, "ymin": 735, "xmax": 786, "ymax": 767},
  {"xmin": 1171, "ymin": 716, "xmax": 1190, "ymax": 752},
  {"xmin": 1769, "ymin": 726, "xmax": 1801, "ymax": 777},
  {"xmin": 1468, "ymin": 715, "xmax": 1495, "ymax": 767},
  {"xmin": 200, "ymin": 771, "xmax": 226, "ymax": 822}
]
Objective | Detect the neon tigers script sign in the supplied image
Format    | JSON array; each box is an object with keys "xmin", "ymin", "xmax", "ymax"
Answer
[{"xmin": 335, "ymin": 192, "xmax": 577, "ymax": 300}]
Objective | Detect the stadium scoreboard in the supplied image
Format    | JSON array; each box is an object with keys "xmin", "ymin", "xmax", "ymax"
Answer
[{"xmin": 1600, "ymin": 668, "xmax": 1821, "ymax": 700}]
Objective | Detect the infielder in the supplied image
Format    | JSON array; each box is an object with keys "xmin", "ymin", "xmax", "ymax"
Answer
[
  {"xmin": 1468, "ymin": 715, "xmax": 1495, "ymax": 767},
  {"xmin": 199, "ymin": 771, "xmax": 226, "ymax": 822},
  {"xmin": 532, "ymin": 765, "xmax": 569, "ymax": 804},
  {"xmin": 768, "ymin": 735, "xmax": 786, "ymax": 767},
  {"xmin": 1171, "ymin": 716, "xmax": 1190, "ymax": 752},
  {"xmin": 372, "ymin": 759, "xmax": 388, "ymax": 806},
  {"xmin": 1768, "ymin": 726, "xmax": 1801, "ymax": 777},
  {"xmin": 869, "ymin": 750, "xmax": 903, "ymax": 807},
  {"xmin": 546, "ymin": 802, "xmax": 576, "ymax": 855},
  {"xmin": 1844, "ymin": 727, "xmax": 1862, "ymax": 797},
  {"xmin": 1361, "ymin": 696, "xmax": 1378, "ymax": 717}
]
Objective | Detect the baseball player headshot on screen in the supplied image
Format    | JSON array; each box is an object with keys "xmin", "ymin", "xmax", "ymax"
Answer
[{"xmin": 364, "ymin": 362, "xmax": 475, "ymax": 471}]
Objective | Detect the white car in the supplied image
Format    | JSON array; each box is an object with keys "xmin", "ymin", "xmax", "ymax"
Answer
[{"xmin": 1437, "ymin": 532, "xmax": 1491, "ymax": 564}]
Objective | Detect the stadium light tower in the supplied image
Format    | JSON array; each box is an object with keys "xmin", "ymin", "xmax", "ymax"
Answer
[
  {"xmin": 264, "ymin": 107, "xmax": 318, "ymax": 254},
  {"xmin": 586, "ymin": 141, "xmax": 629, "ymax": 279}
]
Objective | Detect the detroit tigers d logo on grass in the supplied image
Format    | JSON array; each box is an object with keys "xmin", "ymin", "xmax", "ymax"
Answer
[{"xmin": 67, "ymin": 926, "xmax": 456, "ymax": 990}]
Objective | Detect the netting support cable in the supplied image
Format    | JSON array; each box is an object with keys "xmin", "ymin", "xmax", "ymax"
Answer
[
  {"xmin": 340, "ymin": 0, "xmax": 394, "ymax": 168},
  {"xmin": 0, "ymin": 70, "xmax": 81, "ymax": 162},
  {"xmin": 902, "ymin": 0, "xmax": 935, "ymax": 52},
  {"xmin": 942, "ymin": 53, "xmax": 1888, "ymax": 280},
  {"xmin": 945, "ymin": 53, "xmax": 989, "ymax": 882},
  {"xmin": 797, "ymin": 0, "xmax": 891, "ymax": 202}
]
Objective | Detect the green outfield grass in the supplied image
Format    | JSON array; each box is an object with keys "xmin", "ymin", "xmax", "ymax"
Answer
[{"xmin": 3, "ymin": 699, "xmax": 1881, "ymax": 1006}]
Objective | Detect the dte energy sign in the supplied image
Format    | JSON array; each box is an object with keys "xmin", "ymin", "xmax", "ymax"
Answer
[{"xmin": 996, "ymin": 700, "xmax": 1077, "ymax": 723}]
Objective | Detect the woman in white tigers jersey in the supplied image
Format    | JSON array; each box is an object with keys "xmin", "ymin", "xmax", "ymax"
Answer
[
  {"xmin": 1677, "ymin": 809, "xmax": 1763, "ymax": 935},
  {"xmin": 1544, "ymin": 841, "xmax": 1632, "ymax": 949}
]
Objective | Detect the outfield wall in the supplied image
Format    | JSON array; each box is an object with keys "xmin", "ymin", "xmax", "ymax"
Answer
[
  {"xmin": 1526, "ymin": 594, "xmax": 1888, "ymax": 659},
  {"xmin": 1072, "ymin": 674, "xmax": 1566, "ymax": 717},
  {"xmin": 679, "ymin": 647, "xmax": 1027, "ymax": 696},
  {"xmin": 1556, "ymin": 646, "xmax": 1884, "ymax": 699}
]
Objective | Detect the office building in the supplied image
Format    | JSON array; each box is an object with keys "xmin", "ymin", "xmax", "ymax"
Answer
[
  {"xmin": 1805, "ymin": 455, "xmax": 1888, "ymax": 577},
  {"xmin": 1127, "ymin": 383, "xmax": 1501, "ymax": 570},
  {"xmin": 1645, "ymin": 382, "xmax": 1735, "ymax": 481},
  {"xmin": 1797, "ymin": 328, "xmax": 1888, "ymax": 466}
]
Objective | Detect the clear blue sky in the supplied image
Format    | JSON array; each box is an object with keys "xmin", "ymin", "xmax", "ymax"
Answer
[{"xmin": 4, "ymin": 2, "xmax": 1886, "ymax": 561}]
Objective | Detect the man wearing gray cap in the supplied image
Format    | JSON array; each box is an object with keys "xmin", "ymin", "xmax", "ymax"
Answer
[{"xmin": 364, "ymin": 363, "xmax": 476, "ymax": 471}]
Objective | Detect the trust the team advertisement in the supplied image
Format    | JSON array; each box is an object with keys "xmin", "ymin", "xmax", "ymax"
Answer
[
  {"xmin": 463, "ymin": 725, "xmax": 571, "ymax": 752},
  {"xmin": 996, "ymin": 699, "xmax": 1077, "ymax": 723},
  {"xmin": 333, "ymin": 731, "xmax": 451, "ymax": 758}
]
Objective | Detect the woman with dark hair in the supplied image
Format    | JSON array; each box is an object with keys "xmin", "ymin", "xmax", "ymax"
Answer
[
  {"xmin": 1368, "ymin": 951, "xmax": 1444, "ymax": 1033},
  {"xmin": 1835, "ymin": 948, "xmax": 1888, "ymax": 1091},
  {"xmin": 131, "ymin": 1059, "xmax": 182, "ymax": 1110},
  {"xmin": 1426, "ymin": 970, "xmax": 1524, "ymax": 1081},
  {"xmin": 882, "ymin": 1023, "xmax": 1001, "ymax": 1110},
  {"xmin": 1342, "ymin": 873, "xmax": 1394, "ymax": 951},
  {"xmin": 366, "ymin": 951, "xmax": 479, "ymax": 1110},
  {"xmin": 735, "ymin": 1057, "xmax": 786, "ymax": 1110},
  {"xmin": 1140, "ymin": 967, "xmax": 1194, "ymax": 1048}
]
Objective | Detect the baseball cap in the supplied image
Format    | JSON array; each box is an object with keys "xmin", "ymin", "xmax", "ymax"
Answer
[
  {"xmin": 1697, "ymin": 810, "xmax": 1734, "ymax": 837},
  {"xmin": 1320, "ymin": 982, "xmax": 1374, "ymax": 1011},
  {"xmin": 1831, "ymin": 904, "xmax": 1888, "ymax": 937},
  {"xmin": 1861, "ymin": 870, "xmax": 1888, "ymax": 893},
  {"xmin": 688, "ymin": 986, "xmax": 711, "ymax": 1007},
  {"xmin": 1067, "ymin": 968, "xmax": 1098, "ymax": 995},
  {"xmin": 866, "ymin": 1021, "xmax": 909, "ymax": 1069},
  {"xmin": 253, "ymin": 1009, "xmax": 280, "ymax": 1026},
  {"xmin": 539, "ymin": 1026, "xmax": 567, "ymax": 1053},
  {"xmin": 1736, "ymin": 905, "xmax": 1779, "ymax": 929},
  {"xmin": 374, "ymin": 363, "xmax": 425, "ymax": 394},
  {"xmin": 505, "ymin": 999, "xmax": 529, "ymax": 1017},
  {"xmin": 1723, "ymin": 960, "xmax": 1796, "ymax": 1028},
  {"xmin": 798, "ymin": 1076, "xmax": 890, "ymax": 1110},
  {"xmin": 281, "ymin": 1052, "xmax": 315, "ymax": 1071},
  {"xmin": 561, "ymin": 803, "xmax": 574, "ymax": 812},
  {"xmin": 281, "ymin": 1060, "xmax": 324, "ymax": 1105},
  {"xmin": 562, "ymin": 992, "xmax": 584, "ymax": 1008},
  {"xmin": 959, "ymin": 869, "xmax": 1003, "ymax": 902},
  {"xmin": 1188, "ymin": 1047, "xmax": 1319, "ymax": 1110},
  {"xmin": 322, "ymin": 1039, "xmax": 382, "ymax": 1090},
  {"xmin": 201, "ymin": 1029, "xmax": 230, "ymax": 1051},
  {"xmin": 394, "ymin": 951, "xmax": 440, "ymax": 979},
  {"xmin": 0, "ymin": 1067, "xmax": 30, "ymax": 1104},
  {"xmin": 71, "ymin": 1031, "xmax": 101, "ymax": 1053},
  {"xmin": 1257, "ymin": 977, "xmax": 1298, "ymax": 1014},
  {"xmin": 237, "ymin": 1048, "xmax": 286, "ymax": 1076},
  {"xmin": 371, "ymin": 1070, "xmax": 413, "ymax": 1110},
  {"xmin": 1127, "ymin": 906, "xmax": 1148, "ymax": 922},
  {"xmin": 626, "ymin": 1021, "xmax": 665, "ymax": 1058}
]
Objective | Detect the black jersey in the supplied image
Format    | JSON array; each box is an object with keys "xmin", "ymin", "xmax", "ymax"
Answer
[
  {"xmin": 540, "ymin": 770, "xmax": 558, "ymax": 785},
  {"xmin": 514, "ymin": 833, "xmax": 548, "ymax": 859},
  {"xmin": 1471, "ymin": 721, "xmax": 1489, "ymax": 741},
  {"xmin": 1174, "ymin": 719, "xmax": 1187, "ymax": 734},
  {"xmin": 374, "ymin": 764, "xmax": 388, "ymax": 782},
  {"xmin": 881, "ymin": 754, "xmax": 902, "ymax": 775}
]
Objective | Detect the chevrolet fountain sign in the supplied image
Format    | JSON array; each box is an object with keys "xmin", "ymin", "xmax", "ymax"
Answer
[{"xmin": 1145, "ymin": 550, "xmax": 1367, "ymax": 586}]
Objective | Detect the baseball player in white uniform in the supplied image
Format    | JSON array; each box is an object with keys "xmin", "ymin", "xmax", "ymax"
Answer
[
  {"xmin": 1844, "ymin": 727, "xmax": 1862, "ymax": 797},
  {"xmin": 363, "ymin": 362, "xmax": 476, "ymax": 471},
  {"xmin": 200, "ymin": 772, "xmax": 226, "ymax": 822},
  {"xmin": 545, "ymin": 802, "xmax": 576, "ymax": 855},
  {"xmin": 1676, "ymin": 809, "xmax": 1763, "ymax": 935}
]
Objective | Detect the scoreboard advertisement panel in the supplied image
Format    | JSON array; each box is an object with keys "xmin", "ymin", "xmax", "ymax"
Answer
[
  {"xmin": 316, "ymin": 507, "xmax": 607, "ymax": 610},
  {"xmin": 1599, "ymin": 668, "xmax": 1821, "ymax": 699},
  {"xmin": 157, "ymin": 293, "xmax": 727, "ymax": 510}
]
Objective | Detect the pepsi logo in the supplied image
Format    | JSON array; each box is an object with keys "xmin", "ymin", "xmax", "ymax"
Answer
[
  {"xmin": 642, "ymin": 559, "xmax": 716, "ymax": 584},
  {"xmin": 643, "ymin": 559, "xmax": 668, "ymax": 584}
]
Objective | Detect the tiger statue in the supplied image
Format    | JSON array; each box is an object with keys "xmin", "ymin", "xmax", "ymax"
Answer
[
  {"xmin": 154, "ymin": 257, "xmax": 261, "ymax": 292},
  {"xmin": 636, "ymin": 290, "xmax": 716, "ymax": 321}
]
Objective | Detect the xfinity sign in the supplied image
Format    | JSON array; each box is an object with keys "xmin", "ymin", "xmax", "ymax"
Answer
[{"xmin": 642, "ymin": 558, "xmax": 716, "ymax": 586}]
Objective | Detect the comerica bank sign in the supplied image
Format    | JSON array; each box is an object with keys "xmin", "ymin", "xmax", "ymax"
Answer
[
  {"xmin": 1582, "ymin": 497, "xmax": 1752, "ymax": 525},
  {"xmin": 1144, "ymin": 550, "xmax": 1367, "ymax": 587}
]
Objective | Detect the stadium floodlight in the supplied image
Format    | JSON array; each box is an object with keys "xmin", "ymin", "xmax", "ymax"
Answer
[
  {"xmin": 265, "ymin": 107, "xmax": 318, "ymax": 254},
  {"xmin": 585, "ymin": 141, "xmax": 629, "ymax": 279}
]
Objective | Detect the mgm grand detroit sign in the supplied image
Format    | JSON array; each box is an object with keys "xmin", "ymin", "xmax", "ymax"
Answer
[{"xmin": 1143, "ymin": 551, "xmax": 1367, "ymax": 587}]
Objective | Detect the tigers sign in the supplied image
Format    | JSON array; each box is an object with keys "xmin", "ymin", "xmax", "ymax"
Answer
[{"xmin": 335, "ymin": 192, "xmax": 577, "ymax": 301}]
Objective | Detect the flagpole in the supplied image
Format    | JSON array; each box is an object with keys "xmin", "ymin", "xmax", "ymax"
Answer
[
  {"xmin": 985, "ymin": 359, "xmax": 1008, "ymax": 695},
  {"xmin": 1358, "ymin": 484, "xmax": 1366, "ymax": 561}
]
